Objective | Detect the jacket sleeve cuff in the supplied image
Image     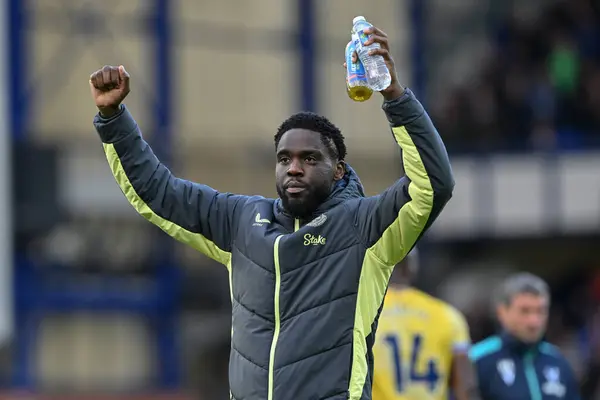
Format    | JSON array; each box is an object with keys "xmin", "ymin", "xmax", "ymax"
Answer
[
  {"xmin": 381, "ymin": 88, "xmax": 425, "ymax": 127},
  {"xmin": 93, "ymin": 104, "xmax": 138, "ymax": 143}
]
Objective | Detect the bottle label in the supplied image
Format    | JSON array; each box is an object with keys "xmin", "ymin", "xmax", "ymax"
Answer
[
  {"xmin": 346, "ymin": 40, "xmax": 368, "ymax": 86},
  {"xmin": 357, "ymin": 29, "xmax": 370, "ymax": 47}
]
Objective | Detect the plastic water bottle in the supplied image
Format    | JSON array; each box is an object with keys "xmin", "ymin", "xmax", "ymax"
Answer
[
  {"xmin": 345, "ymin": 39, "xmax": 373, "ymax": 102},
  {"xmin": 352, "ymin": 16, "xmax": 392, "ymax": 91}
]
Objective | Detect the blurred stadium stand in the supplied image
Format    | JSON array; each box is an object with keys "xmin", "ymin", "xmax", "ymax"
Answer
[{"xmin": 1, "ymin": 0, "xmax": 599, "ymax": 399}]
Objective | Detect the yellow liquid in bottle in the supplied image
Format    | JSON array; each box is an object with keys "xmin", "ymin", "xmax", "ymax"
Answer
[
  {"xmin": 347, "ymin": 82, "xmax": 373, "ymax": 102},
  {"xmin": 346, "ymin": 39, "xmax": 373, "ymax": 102}
]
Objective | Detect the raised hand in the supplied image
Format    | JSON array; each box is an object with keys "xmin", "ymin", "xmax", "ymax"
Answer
[
  {"xmin": 89, "ymin": 65, "xmax": 130, "ymax": 117},
  {"xmin": 343, "ymin": 26, "xmax": 405, "ymax": 100}
]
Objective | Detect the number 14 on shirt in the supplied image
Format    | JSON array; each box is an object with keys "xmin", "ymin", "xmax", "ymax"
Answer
[{"xmin": 383, "ymin": 333, "xmax": 441, "ymax": 393}]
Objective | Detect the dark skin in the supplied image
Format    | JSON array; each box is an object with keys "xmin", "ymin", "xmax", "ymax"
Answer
[
  {"xmin": 89, "ymin": 65, "xmax": 130, "ymax": 118},
  {"xmin": 89, "ymin": 25, "xmax": 404, "ymax": 218},
  {"xmin": 391, "ymin": 260, "xmax": 481, "ymax": 400},
  {"xmin": 450, "ymin": 354, "xmax": 481, "ymax": 400},
  {"xmin": 275, "ymin": 129, "xmax": 344, "ymax": 219}
]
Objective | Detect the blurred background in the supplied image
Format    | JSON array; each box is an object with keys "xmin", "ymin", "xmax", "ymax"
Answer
[{"xmin": 1, "ymin": 0, "xmax": 599, "ymax": 398}]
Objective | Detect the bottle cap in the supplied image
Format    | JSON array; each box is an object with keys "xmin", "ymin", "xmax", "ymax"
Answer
[{"xmin": 353, "ymin": 16, "xmax": 366, "ymax": 25}]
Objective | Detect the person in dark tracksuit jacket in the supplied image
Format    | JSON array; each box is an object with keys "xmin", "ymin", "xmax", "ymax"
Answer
[
  {"xmin": 469, "ymin": 273, "xmax": 581, "ymax": 400},
  {"xmin": 88, "ymin": 25, "xmax": 454, "ymax": 400}
]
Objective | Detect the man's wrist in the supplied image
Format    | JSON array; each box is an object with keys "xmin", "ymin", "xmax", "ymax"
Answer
[
  {"xmin": 98, "ymin": 104, "xmax": 121, "ymax": 119},
  {"xmin": 381, "ymin": 84, "xmax": 405, "ymax": 102}
]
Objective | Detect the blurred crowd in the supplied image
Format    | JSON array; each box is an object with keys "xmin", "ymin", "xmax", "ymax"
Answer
[{"xmin": 436, "ymin": 0, "xmax": 600, "ymax": 153}]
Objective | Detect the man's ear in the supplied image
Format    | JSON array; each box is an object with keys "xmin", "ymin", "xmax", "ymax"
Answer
[{"xmin": 334, "ymin": 161, "xmax": 346, "ymax": 181}]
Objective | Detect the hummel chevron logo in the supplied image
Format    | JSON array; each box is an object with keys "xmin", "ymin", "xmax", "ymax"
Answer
[{"xmin": 253, "ymin": 213, "xmax": 271, "ymax": 226}]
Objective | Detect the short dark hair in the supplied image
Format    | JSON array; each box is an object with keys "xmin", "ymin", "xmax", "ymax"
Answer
[
  {"xmin": 496, "ymin": 272, "xmax": 550, "ymax": 306},
  {"xmin": 274, "ymin": 112, "xmax": 347, "ymax": 161}
]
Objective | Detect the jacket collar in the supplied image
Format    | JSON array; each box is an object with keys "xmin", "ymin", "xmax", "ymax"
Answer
[
  {"xmin": 274, "ymin": 162, "xmax": 365, "ymax": 229},
  {"xmin": 500, "ymin": 331, "xmax": 542, "ymax": 356}
]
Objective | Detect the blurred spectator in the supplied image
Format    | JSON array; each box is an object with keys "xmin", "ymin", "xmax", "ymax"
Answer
[
  {"xmin": 436, "ymin": 0, "xmax": 600, "ymax": 153},
  {"xmin": 581, "ymin": 272, "xmax": 600, "ymax": 398}
]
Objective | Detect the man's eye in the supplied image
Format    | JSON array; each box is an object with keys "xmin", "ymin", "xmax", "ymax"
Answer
[
  {"xmin": 279, "ymin": 157, "xmax": 290, "ymax": 164},
  {"xmin": 305, "ymin": 156, "xmax": 316, "ymax": 163}
]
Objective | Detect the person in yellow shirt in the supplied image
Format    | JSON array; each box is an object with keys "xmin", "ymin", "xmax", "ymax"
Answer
[{"xmin": 372, "ymin": 249, "xmax": 480, "ymax": 400}]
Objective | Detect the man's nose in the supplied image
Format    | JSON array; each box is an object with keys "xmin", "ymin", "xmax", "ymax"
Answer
[
  {"xmin": 526, "ymin": 314, "xmax": 543, "ymax": 327},
  {"xmin": 287, "ymin": 159, "xmax": 304, "ymax": 176}
]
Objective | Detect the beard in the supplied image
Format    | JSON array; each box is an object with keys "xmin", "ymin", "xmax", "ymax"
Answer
[{"xmin": 277, "ymin": 184, "xmax": 331, "ymax": 219}]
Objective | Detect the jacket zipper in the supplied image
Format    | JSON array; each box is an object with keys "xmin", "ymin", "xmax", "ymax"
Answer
[
  {"xmin": 268, "ymin": 220, "xmax": 299, "ymax": 400},
  {"xmin": 268, "ymin": 235, "xmax": 282, "ymax": 400},
  {"xmin": 523, "ymin": 351, "xmax": 542, "ymax": 400}
]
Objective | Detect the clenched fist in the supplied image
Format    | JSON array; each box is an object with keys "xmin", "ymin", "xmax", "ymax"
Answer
[{"xmin": 89, "ymin": 65, "xmax": 130, "ymax": 117}]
